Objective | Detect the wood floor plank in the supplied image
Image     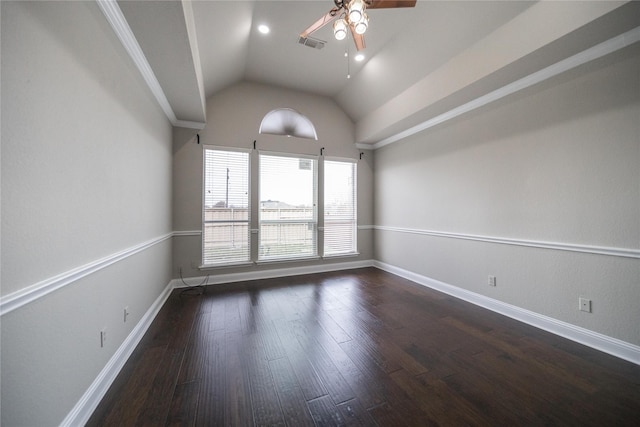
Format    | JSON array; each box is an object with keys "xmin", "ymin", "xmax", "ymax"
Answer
[
  {"xmin": 269, "ymin": 357, "xmax": 316, "ymax": 427},
  {"xmin": 256, "ymin": 283, "xmax": 287, "ymax": 321},
  {"xmin": 176, "ymin": 311, "xmax": 210, "ymax": 384},
  {"xmin": 224, "ymin": 295, "xmax": 242, "ymax": 334},
  {"xmin": 239, "ymin": 292, "xmax": 259, "ymax": 335},
  {"xmin": 368, "ymin": 366, "xmax": 439, "ymax": 424},
  {"xmin": 446, "ymin": 349, "xmax": 570, "ymax": 425},
  {"xmin": 205, "ymin": 297, "xmax": 226, "ymax": 332},
  {"xmin": 244, "ymin": 334, "xmax": 286, "ymax": 426},
  {"xmin": 352, "ymin": 311, "xmax": 429, "ymax": 376},
  {"xmin": 93, "ymin": 345, "xmax": 166, "ymax": 426},
  {"xmin": 135, "ymin": 348, "xmax": 185, "ymax": 426},
  {"xmin": 368, "ymin": 402, "xmax": 423, "ymax": 427},
  {"xmin": 149, "ymin": 293, "xmax": 201, "ymax": 350},
  {"xmin": 390, "ymin": 368, "xmax": 493, "ymax": 426},
  {"xmin": 298, "ymin": 318, "xmax": 387, "ymax": 410},
  {"xmin": 289, "ymin": 319, "xmax": 356, "ymax": 405},
  {"xmin": 313, "ymin": 307, "xmax": 353, "ymax": 343},
  {"xmin": 193, "ymin": 330, "xmax": 226, "ymax": 426},
  {"xmin": 223, "ymin": 332, "xmax": 254, "ymax": 427},
  {"xmin": 165, "ymin": 380, "xmax": 199, "ymax": 427},
  {"xmin": 270, "ymin": 286, "xmax": 306, "ymax": 321},
  {"xmin": 307, "ymin": 395, "xmax": 345, "ymax": 426},
  {"xmin": 444, "ymin": 315, "xmax": 599, "ymax": 394},
  {"xmin": 89, "ymin": 268, "xmax": 640, "ymax": 426},
  {"xmin": 339, "ymin": 331, "xmax": 402, "ymax": 375},
  {"xmin": 440, "ymin": 367, "xmax": 535, "ymax": 425},
  {"xmin": 336, "ymin": 398, "xmax": 378, "ymax": 426},
  {"xmin": 273, "ymin": 318, "xmax": 329, "ymax": 401},
  {"xmin": 253, "ymin": 318, "xmax": 287, "ymax": 361}
]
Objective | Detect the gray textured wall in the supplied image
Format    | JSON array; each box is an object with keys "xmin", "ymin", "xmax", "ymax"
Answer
[
  {"xmin": 373, "ymin": 43, "xmax": 640, "ymax": 346},
  {"xmin": 1, "ymin": 2, "xmax": 173, "ymax": 425}
]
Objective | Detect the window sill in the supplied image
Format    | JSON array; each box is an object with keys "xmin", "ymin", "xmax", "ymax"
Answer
[
  {"xmin": 199, "ymin": 253, "xmax": 359, "ymax": 270},
  {"xmin": 255, "ymin": 255, "xmax": 321, "ymax": 265},
  {"xmin": 199, "ymin": 261, "xmax": 254, "ymax": 270},
  {"xmin": 322, "ymin": 252, "xmax": 360, "ymax": 259}
]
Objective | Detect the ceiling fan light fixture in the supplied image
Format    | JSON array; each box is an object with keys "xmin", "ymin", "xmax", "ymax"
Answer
[
  {"xmin": 354, "ymin": 13, "xmax": 368, "ymax": 35},
  {"xmin": 348, "ymin": 0, "xmax": 365, "ymax": 24},
  {"xmin": 333, "ymin": 18, "xmax": 348, "ymax": 41}
]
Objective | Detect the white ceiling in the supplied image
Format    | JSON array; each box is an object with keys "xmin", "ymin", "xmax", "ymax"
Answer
[
  {"xmin": 192, "ymin": 0, "xmax": 532, "ymax": 119},
  {"xmin": 114, "ymin": 0, "xmax": 638, "ymax": 146}
]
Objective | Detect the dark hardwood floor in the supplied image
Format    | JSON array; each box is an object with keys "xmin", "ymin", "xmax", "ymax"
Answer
[{"xmin": 87, "ymin": 267, "xmax": 640, "ymax": 426}]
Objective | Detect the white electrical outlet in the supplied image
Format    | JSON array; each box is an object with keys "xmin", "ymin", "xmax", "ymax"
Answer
[
  {"xmin": 579, "ymin": 297, "xmax": 592, "ymax": 313},
  {"xmin": 488, "ymin": 275, "xmax": 497, "ymax": 287},
  {"xmin": 100, "ymin": 328, "xmax": 107, "ymax": 347},
  {"xmin": 124, "ymin": 307, "xmax": 130, "ymax": 323}
]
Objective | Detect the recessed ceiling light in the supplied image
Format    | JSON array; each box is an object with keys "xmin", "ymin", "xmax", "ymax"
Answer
[
  {"xmin": 355, "ymin": 53, "xmax": 365, "ymax": 62},
  {"xmin": 258, "ymin": 24, "xmax": 270, "ymax": 34}
]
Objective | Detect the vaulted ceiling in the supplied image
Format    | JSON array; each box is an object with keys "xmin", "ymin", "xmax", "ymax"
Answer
[{"xmin": 110, "ymin": 0, "xmax": 639, "ymax": 147}]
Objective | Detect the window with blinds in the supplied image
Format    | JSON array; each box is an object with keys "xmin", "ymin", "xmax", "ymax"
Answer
[
  {"xmin": 202, "ymin": 148, "xmax": 250, "ymax": 265},
  {"xmin": 324, "ymin": 159, "xmax": 357, "ymax": 256},
  {"xmin": 259, "ymin": 153, "xmax": 318, "ymax": 261}
]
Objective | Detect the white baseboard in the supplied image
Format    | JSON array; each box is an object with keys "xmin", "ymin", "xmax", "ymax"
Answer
[
  {"xmin": 60, "ymin": 281, "xmax": 175, "ymax": 427},
  {"xmin": 171, "ymin": 259, "xmax": 374, "ymax": 288},
  {"xmin": 374, "ymin": 261, "xmax": 640, "ymax": 365}
]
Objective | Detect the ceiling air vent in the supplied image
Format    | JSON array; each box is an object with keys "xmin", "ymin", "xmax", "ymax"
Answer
[{"xmin": 298, "ymin": 36, "xmax": 325, "ymax": 50}]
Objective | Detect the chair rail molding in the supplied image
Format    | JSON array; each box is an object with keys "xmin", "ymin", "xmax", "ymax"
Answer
[
  {"xmin": 0, "ymin": 233, "xmax": 174, "ymax": 316},
  {"xmin": 375, "ymin": 225, "xmax": 640, "ymax": 259}
]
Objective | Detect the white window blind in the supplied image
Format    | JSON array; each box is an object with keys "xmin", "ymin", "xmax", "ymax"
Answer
[
  {"xmin": 324, "ymin": 160, "xmax": 357, "ymax": 256},
  {"xmin": 203, "ymin": 148, "xmax": 250, "ymax": 265},
  {"xmin": 259, "ymin": 153, "xmax": 317, "ymax": 261}
]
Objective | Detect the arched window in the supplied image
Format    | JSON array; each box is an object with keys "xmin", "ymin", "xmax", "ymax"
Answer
[{"xmin": 258, "ymin": 108, "xmax": 318, "ymax": 140}]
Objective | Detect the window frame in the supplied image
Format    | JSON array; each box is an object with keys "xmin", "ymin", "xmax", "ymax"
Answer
[
  {"xmin": 257, "ymin": 151, "xmax": 319, "ymax": 262},
  {"xmin": 200, "ymin": 146, "xmax": 360, "ymax": 267},
  {"xmin": 201, "ymin": 145, "xmax": 252, "ymax": 267},
  {"xmin": 323, "ymin": 157, "xmax": 358, "ymax": 257}
]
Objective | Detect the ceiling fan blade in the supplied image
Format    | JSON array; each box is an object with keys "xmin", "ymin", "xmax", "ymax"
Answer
[
  {"xmin": 300, "ymin": 9, "xmax": 339, "ymax": 38},
  {"xmin": 367, "ymin": 0, "xmax": 417, "ymax": 9},
  {"xmin": 350, "ymin": 26, "xmax": 366, "ymax": 51}
]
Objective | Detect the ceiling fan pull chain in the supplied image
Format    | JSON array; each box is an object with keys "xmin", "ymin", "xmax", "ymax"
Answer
[{"xmin": 346, "ymin": 42, "xmax": 351, "ymax": 79}]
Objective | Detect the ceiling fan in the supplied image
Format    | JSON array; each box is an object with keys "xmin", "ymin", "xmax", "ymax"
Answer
[{"xmin": 300, "ymin": 0, "xmax": 417, "ymax": 51}]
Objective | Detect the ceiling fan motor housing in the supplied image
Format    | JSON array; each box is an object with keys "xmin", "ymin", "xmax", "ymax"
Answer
[{"xmin": 301, "ymin": 0, "xmax": 416, "ymax": 51}]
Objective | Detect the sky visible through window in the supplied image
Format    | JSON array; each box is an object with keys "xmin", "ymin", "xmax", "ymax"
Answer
[
  {"xmin": 204, "ymin": 150, "xmax": 248, "ymax": 208},
  {"xmin": 260, "ymin": 155, "xmax": 315, "ymax": 207},
  {"xmin": 324, "ymin": 162, "xmax": 354, "ymax": 208}
]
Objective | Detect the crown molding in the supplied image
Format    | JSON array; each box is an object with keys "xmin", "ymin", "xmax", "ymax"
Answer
[
  {"xmin": 174, "ymin": 119, "xmax": 206, "ymax": 130},
  {"xmin": 96, "ymin": 0, "xmax": 205, "ymax": 130},
  {"xmin": 370, "ymin": 26, "xmax": 640, "ymax": 150}
]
